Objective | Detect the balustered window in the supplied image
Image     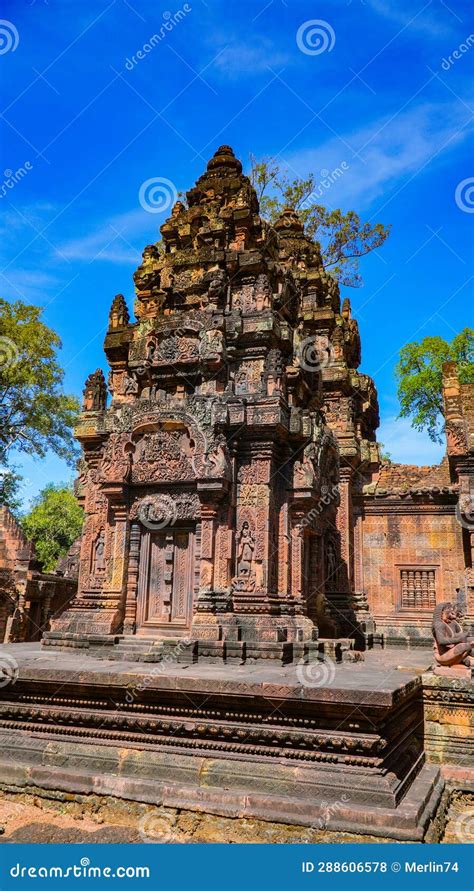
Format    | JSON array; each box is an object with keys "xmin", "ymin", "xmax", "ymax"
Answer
[{"xmin": 399, "ymin": 568, "xmax": 436, "ymax": 610}]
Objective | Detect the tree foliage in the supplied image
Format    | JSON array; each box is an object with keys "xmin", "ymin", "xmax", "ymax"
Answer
[
  {"xmin": 22, "ymin": 484, "xmax": 84, "ymax": 572},
  {"xmin": 0, "ymin": 299, "xmax": 80, "ymax": 467},
  {"xmin": 0, "ymin": 468, "xmax": 23, "ymax": 515},
  {"xmin": 396, "ymin": 328, "xmax": 474, "ymax": 443},
  {"xmin": 249, "ymin": 155, "xmax": 390, "ymax": 287}
]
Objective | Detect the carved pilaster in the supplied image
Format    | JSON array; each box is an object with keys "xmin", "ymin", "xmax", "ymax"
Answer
[
  {"xmin": 232, "ymin": 443, "xmax": 281, "ymax": 613},
  {"xmin": 198, "ymin": 504, "xmax": 218, "ymax": 595},
  {"xmin": 336, "ymin": 465, "xmax": 353, "ymax": 592},
  {"xmin": 289, "ymin": 510, "xmax": 306, "ymax": 608},
  {"xmin": 123, "ymin": 523, "xmax": 140, "ymax": 634}
]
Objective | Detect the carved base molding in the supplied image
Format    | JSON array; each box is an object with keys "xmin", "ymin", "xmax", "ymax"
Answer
[
  {"xmin": 423, "ymin": 674, "xmax": 474, "ymax": 769},
  {"xmin": 372, "ymin": 614, "xmax": 474, "ymax": 648},
  {"xmin": 0, "ymin": 738, "xmax": 441, "ymax": 841},
  {"xmin": 0, "ymin": 650, "xmax": 444, "ymax": 841},
  {"xmin": 42, "ymin": 635, "xmax": 363, "ymax": 666}
]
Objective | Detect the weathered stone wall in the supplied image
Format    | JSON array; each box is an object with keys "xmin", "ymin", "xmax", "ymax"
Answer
[
  {"xmin": 355, "ymin": 504, "xmax": 465, "ymax": 643},
  {"xmin": 0, "ymin": 507, "xmax": 78, "ymax": 643}
]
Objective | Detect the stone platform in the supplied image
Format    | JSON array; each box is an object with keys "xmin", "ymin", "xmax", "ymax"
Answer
[{"xmin": 0, "ymin": 643, "xmax": 443, "ymax": 841}]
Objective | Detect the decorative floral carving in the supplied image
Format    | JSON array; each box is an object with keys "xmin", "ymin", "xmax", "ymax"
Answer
[
  {"xmin": 99, "ymin": 434, "xmax": 134, "ymax": 483},
  {"xmin": 130, "ymin": 491, "xmax": 200, "ymax": 524}
]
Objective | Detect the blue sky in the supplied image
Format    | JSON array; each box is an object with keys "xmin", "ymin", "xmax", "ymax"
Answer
[{"xmin": 1, "ymin": 0, "xmax": 473, "ymax": 507}]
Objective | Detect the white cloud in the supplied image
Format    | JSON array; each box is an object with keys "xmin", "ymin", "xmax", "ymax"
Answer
[
  {"xmin": 284, "ymin": 99, "xmax": 474, "ymax": 210},
  {"xmin": 378, "ymin": 414, "xmax": 445, "ymax": 464},
  {"xmin": 363, "ymin": 0, "xmax": 449, "ymax": 36},
  {"xmin": 0, "ymin": 267, "xmax": 62, "ymax": 304},
  {"xmin": 57, "ymin": 208, "xmax": 153, "ymax": 264},
  {"xmin": 212, "ymin": 39, "xmax": 289, "ymax": 78}
]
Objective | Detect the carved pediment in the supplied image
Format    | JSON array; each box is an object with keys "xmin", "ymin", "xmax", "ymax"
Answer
[{"xmin": 132, "ymin": 429, "xmax": 195, "ymax": 483}]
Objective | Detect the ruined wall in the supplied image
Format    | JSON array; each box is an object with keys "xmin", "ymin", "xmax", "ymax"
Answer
[
  {"xmin": 0, "ymin": 507, "xmax": 78, "ymax": 643},
  {"xmin": 351, "ymin": 366, "xmax": 474, "ymax": 645}
]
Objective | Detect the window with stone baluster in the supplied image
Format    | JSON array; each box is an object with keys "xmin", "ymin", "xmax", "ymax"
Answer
[{"xmin": 399, "ymin": 568, "xmax": 437, "ymax": 610}]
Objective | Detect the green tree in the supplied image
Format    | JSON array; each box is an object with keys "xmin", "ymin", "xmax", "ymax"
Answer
[
  {"xmin": 0, "ymin": 468, "xmax": 23, "ymax": 515},
  {"xmin": 22, "ymin": 484, "xmax": 83, "ymax": 572},
  {"xmin": 249, "ymin": 155, "xmax": 390, "ymax": 287},
  {"xmin": 396, "ymin": 328, "xmax": 474, "ymax": 443},
  {"xmin": 378, "ymin": 444, "xmax": 392, "ymax": 464},
  {"xmin": 0, "ymin": 299, "xmax": 80, "ymax": 467}
]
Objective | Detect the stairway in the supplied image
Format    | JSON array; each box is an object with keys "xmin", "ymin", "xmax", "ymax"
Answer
[{"xmin": 106, "ymin": 636, "xmax": 165, "ymax": 662}]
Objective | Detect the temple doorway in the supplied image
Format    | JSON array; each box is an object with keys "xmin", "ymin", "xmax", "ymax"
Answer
[{"xmin": 136, "ymin": 527, "xmax": 195, "ymax": 635}]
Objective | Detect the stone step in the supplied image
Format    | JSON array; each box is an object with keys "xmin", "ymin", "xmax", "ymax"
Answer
[{"xmin": 114, "ymin": 639, "xmax": 159, "ymax": 650}]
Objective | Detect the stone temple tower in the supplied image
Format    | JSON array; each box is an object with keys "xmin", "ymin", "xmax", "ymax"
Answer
[{"xmin": 47, "ymin": 145, "xmax": 375, "ymax": 661}]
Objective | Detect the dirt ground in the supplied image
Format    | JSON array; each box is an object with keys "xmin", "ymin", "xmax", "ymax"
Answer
[
  {"xmin": 0, "ymin": 796, "xmax": 143, "ymax": 843},
  {"xmin": 0, "ymin": 789, "xmax": 472, "ymax": 844}
]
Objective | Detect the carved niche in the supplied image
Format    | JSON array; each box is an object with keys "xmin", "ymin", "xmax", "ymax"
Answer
[
  {"xmin": 294, "ymin": 443, "xmax": 318, "ymax": 489},
  {"xmin": 201, "ymin": 434, "xmax": 231, "ymax": 480},
  {"xmin": 292, "ymin": 422, "xmax": 339, "ymax": 499},
  {"xmin": 232, "ymin": 520, "xmax": 257, "ymax": 593},
  {"xmin": 199, "ymin": 320, "xmax": 225, "ymax": 366}
]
